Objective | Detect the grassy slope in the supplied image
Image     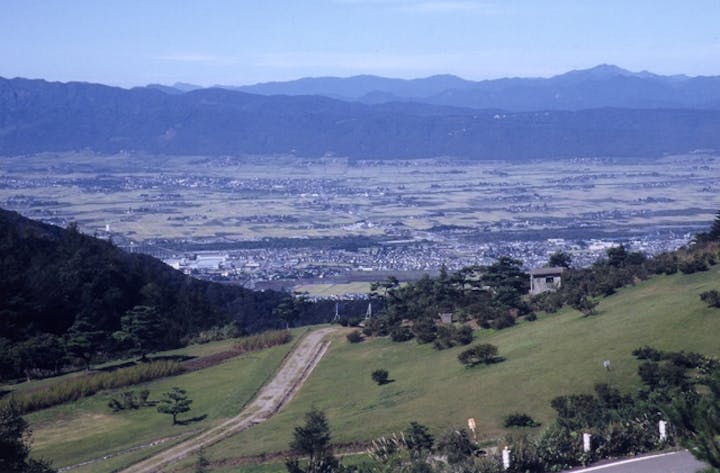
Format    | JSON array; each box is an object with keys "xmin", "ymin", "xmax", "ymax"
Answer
[
  {"xmin": 198, "ymin": 268, "xmax": 720, "ymax": 466},
  {"xmin": 26, "ymin": 331, "xmax": 305, "ymax": 471}
]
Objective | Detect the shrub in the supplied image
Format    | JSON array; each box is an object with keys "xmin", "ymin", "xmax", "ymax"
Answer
[
  {"xmin": 455, "ymin": 325, "xmax": 474, "ymax": 345},
  {"xmin": 412, "ymin": 317, "xmax": 437, "ymax": 344},
  {"xmin": 503, "ymin": 412, "xmax": 541, "ymax": 428},
  {"xmin": 433, "ymin": 325, "xmax": 474, "ymax": 350},
  {"xmin": 363, "ymin": 317, "xmax": 390, "ymax": 337},
  {"xmin": 458, "ymin": 344, "xmax": 499, "ymax": 367},
  {"xmin": 535, "ymin": 425, "xmax": 583, "ymax": 472},
  {"xmin": 371, "ymin": 369, "xmax": 390, "ymax": 385},
  {"xmin": 700, "ymin": 290, "xmax": 720, "ymax": 308},
  {"xmin": 189, "ymin": 321, "xmax": 242, "ymax": 344},
  {"xmin": 436, "ymin": 428, "xmax": 476, "ymax": 464},
  {"xmin": 679, "ymin": 259, "xmax": 708, "ymax": 274},
  {"xmin": 233, "ymin": 330, "xmax": 291, "ymax": 353},
  {"xmin": 108, "ymin": 389, "xmax": 151, "ymax": 412},
  {"xmin": 491, "ymin": 314, "xmax": 516, "ymax": 329},
  {"xmin": 346, "ymin": 330, "xmax": 364, "ymax": 343},
  {"xmin": 632, "ymin": 346, "xmax": 664, "ymax": 361},
  {"xmin": 571, "ymin": 297, "xmax": 599, "ymax": 317},
  {"xmin": 389, "ymin": 326, "xmax": 414, "ymax": 342},
  {"xmin": 338, "ymin": 317, "xmax": 362, "ymax": 327}
]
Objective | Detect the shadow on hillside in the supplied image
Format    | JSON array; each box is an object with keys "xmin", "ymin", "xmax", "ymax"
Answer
[
  {"xmin": 94, "ymin": 355, "xmax": 196, "ymax": 373},
  {"xmin": 177, "ymin": 414, "xmax": 207, "ymax": 425},
  {"xmin": 466, "ymin": 356, "xmax": 506, "ymax": 368}
]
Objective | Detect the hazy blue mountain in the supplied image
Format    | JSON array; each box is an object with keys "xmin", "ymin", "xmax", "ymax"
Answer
[
  {"xmin": 192, "ymin": 65, "xmax": 720, "ymax": 111},
  {"xmin": 1, "ymin": 76, "xmax": 720, "ymax": 160},
  {"xmin": 219, "ymin": 74, "xmax": 473, "ymax": 101}
]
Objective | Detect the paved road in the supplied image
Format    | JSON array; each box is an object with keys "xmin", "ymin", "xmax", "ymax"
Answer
[
  {"xmin": 119, "ymin": 327, "xmax": 337, "ymax": 473},
  {"xmin": 563, "ymin": 451, "xmax": 706, "ymax": 473}
]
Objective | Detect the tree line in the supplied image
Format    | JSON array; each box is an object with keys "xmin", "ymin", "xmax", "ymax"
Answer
[{"xmin": 0, "ymin": 209, "xmax": 290, "ymax": 382}]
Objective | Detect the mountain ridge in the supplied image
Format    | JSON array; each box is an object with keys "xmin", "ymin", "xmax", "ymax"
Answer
[
  {"xmin": 2, "ymin": 75, "xmax": 720, "ymax": 160},
  {"xmin": 143, "ymin": 64, "xmax": 720, "ymax": 111}
]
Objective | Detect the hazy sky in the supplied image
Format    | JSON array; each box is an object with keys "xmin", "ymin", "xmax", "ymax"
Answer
[{"xmin": 2, "ymin": 0, "xmax": 719, "ymax": 87}]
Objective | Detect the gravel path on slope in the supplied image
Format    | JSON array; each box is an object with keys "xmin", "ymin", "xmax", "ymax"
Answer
[{"xmin": 117, "ymin": 327, "xmax": 337, "ymax": 473}]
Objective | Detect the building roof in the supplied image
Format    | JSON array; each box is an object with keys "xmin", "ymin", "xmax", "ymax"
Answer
[{"xmin": 530, "ymin": 267, "xmax": 566, "ymax": 276}]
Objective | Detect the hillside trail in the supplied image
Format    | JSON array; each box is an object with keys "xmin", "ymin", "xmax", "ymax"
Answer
[{"xmin": 118, "ymin": 327, "xmax": 338, "ymax": 473}]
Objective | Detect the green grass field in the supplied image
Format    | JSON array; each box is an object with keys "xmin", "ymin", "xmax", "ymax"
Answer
[
  {"xmin": 182, "ymin": 267, "xmax": 720, "ymax": 470},
  {"xmin": 24, "ymin": 268, "xmax": 720, "ymax": 472},
  {"xmin": 25, "ymin": 330, "xmax": 306, "ymax": 471}
]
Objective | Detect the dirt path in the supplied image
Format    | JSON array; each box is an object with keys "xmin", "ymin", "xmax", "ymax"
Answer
[{"xmin": 118, "ymin": 327, "xmax": 337, "ymax": 473}]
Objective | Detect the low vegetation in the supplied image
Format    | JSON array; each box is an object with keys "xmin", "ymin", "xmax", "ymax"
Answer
[
  {"xmin": 234, "ymin": 330, "xmax": 292, "ymax": 354},
  {"xmin": 0, "ymin": 401, "xmax": 56, "ymax": 473},
  {"xmin": 371, "ymin": 369, "xmax": 390, "ymax": 386},
  {"xmin": 3, "ymin": 360, "xmax": 184, "ymax": 414},
  {"xmin": 701, "ymin": 290, "xmax": 720, "ymax": 308},
  {"xmin": 458, "ymin": 344, "xmax": 501, "ymax": 367},
  {"xmin": 503, "ymin": 412, "xmax": 541, "ymax": 428},
  {"xmin": 346, "ymin": 331, "xmax": 364, "ymax": 343}
]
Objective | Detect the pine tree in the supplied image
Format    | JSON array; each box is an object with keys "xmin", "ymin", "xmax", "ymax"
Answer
[
  {"xmin": 0, "ymin": 401, "xmax": 56, "ymax": 472},
  {"xmin": 664, "ymin": 374, "xmax": 720, "ymax": 469},
  {"xmin": 710, "ymin": 210, "xmax": 720, "ymax": 241},
  {"xmin": 157, "ymin": 387, "xmax": 192, "ymax": 424},
  {"xmin": 286, "ymin": 409, "xmax": 339, "ymax": 473},
  {"xmin": 113, "ymin": 305, "xmax": 163, "ymax": 361}
]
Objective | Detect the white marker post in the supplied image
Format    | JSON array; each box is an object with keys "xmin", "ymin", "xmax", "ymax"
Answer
[
  {"xmin": 502, "ymin": 446, "xmax": 511, "ymax": 470},
  {"xmin": 583, "ymin": 433, "xmax": 592, "ymax": 453},
  {"xmin": 659, "ymin": 420, "xmax": 667, "ymax": 441},
  {"xmin": 467, "ymin": 417, "xmax": 477, "ymax": 441}
]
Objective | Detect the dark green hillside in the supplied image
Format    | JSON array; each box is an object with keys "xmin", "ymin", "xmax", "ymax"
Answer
[{"xmin": 0, "ymin": 208, "xmax": 287, "ymax": 380}]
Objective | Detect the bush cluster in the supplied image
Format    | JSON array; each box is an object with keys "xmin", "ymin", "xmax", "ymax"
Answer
[
  {"xmin": 433, "ymin": 325, "xmax": 473, "ymax": 350},
  {"xmin": 108, "ymin": 389, "xmax": 151, "ymax": 412},
  {"xmin": 700, "ymin": 290, "xmax": 720, "ymax": 308},
  {"xmin": 458, "ymin": 344, "xmax": 500, "ymax": 367},
  {"xmin": 346, "ymin": 330, "xmax": 364, "ymax": 343},
  {"xmin": 188, "ymin": 322, "xmax": 242, "ymax": 344},
  {"xmin": 504, "ymin": 412, "xmax": 541, "ymax": 428}
]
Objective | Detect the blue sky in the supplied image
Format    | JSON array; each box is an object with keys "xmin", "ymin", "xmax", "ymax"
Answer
[{"xmin": 2, "ymin": 0, "xmax": 719, "ymax": 87}]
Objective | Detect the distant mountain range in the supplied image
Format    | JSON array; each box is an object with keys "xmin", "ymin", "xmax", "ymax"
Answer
[
  {"xmin": 151, "ymin": 65, "xmax": 720, "ymax": 111},
  {"xmin": 2, "ymin": 68, "xmax": 720, "ymax": 160}
]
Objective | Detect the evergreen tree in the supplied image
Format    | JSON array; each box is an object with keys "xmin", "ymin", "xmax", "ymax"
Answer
[
  {"xmin": 710, "ymin": 210, "xmax": 720, "ymax": 241},
  {"xmin": 65, "ymin": 316, "xmax": 105, "ymax": 370},
  {"xmin": 548, "ymin": 251, "xmax": 572, "ymax": 268},
  {"xmin": 114, "ymin": 305, "xmax": 163, "ymax": 361},
  {"xmin": 664, "ymin": 373, "xmax": 720, "ymax": 470},
  {"xmin": 157, "ymin": 387, "xmax": 193, "ymax": 425},
  {"xmin": 404, "ymin": 422, "xmax": 434, "ymax": 459},
  {"xmin": 286, "ymin": 409, "xmax": 339, "ymax": 473},
  {"xmin": 0, "ymin": 401, "xmax": 56, "ymax": 473}
]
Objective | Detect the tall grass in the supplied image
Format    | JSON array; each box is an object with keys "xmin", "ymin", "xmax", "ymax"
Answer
[
  {"xmin": 3, "ymin": 360, "xmax": 184, "ymax": 414},
  {"xmin": 234, "ymin": 330, "xmax": 292, "ymax": 354}
]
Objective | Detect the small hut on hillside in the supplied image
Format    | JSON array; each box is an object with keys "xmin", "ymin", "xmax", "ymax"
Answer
[{"xmin": 529, "ymin": 267, "xmax": 565, "ymax": 295}]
